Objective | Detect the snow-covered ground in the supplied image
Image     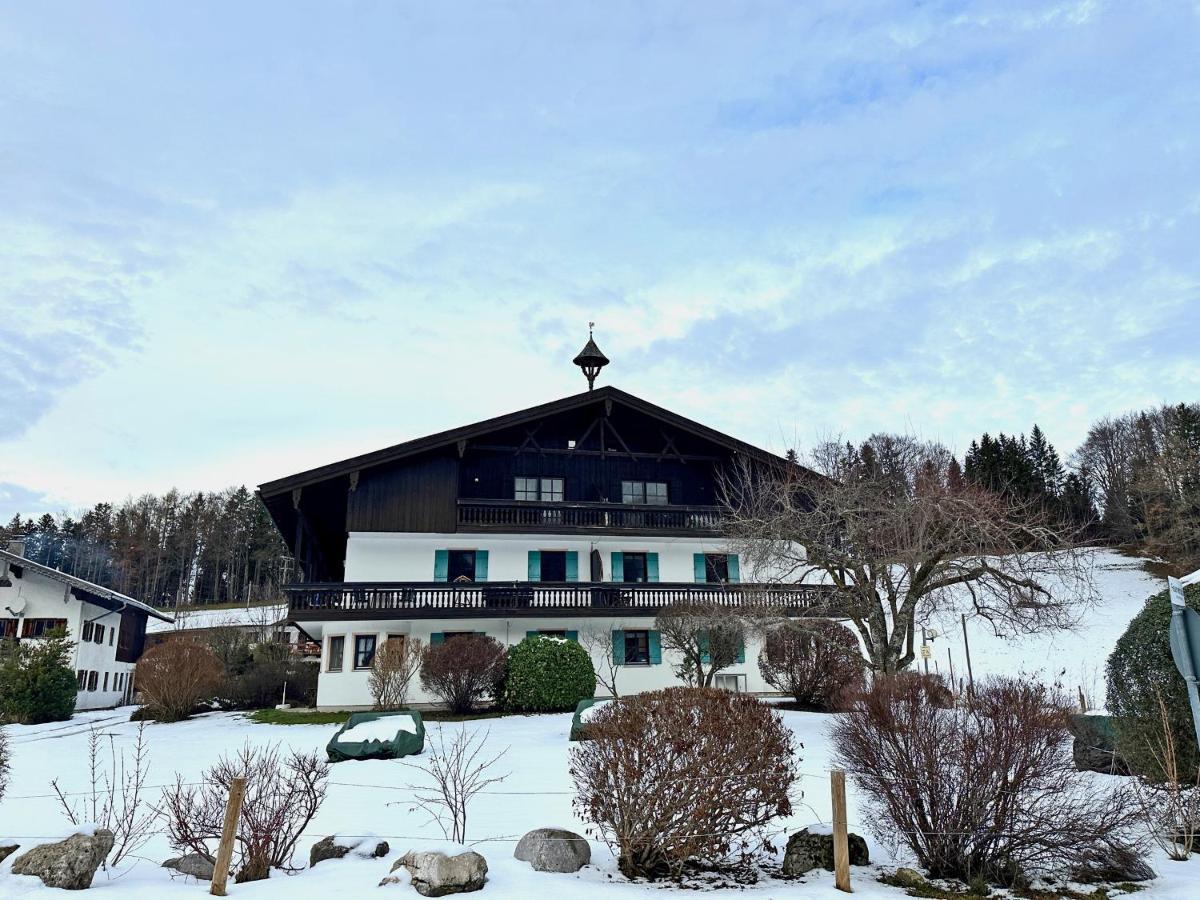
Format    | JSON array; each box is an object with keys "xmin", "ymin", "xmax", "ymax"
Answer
[{"xmin": 0, "ymin": 548, "xmax": 1194, "ymax": 898}]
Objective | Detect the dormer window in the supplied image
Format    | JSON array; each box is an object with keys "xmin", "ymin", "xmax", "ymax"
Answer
[
  {"xmin": 622, "ymin": 481, "xmax": 668, "ymax": 505},
  {"xmin": 515, "ymin": 477, "xmax": 564, "ymax": 502}
]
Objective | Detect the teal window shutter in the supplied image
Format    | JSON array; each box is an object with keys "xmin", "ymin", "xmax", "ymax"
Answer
[
  {"xmin": 528, "ymin": 550, "xmax": 542, "ymax": 582},
  {"xmin": 648, "ymin": 630, "xmax": 662, "ymax": 665},
  {"xmin": 611, "ymin": 552, "xmax": 624, "ymax": 582},
  {"xmin": 647, "ymin": 553, "xmax": 660, "ymax": 583},
  {"xmin": 699, "ymin": 631, "xmax": 711, "ymax": 664},
  {"xmin": 694, "ymin": 553, "xmax": 707, "ymax": 583},
  {"xmin": 430, "ymin": 632, "xmax": 445, "ymax": 645},
  {"xmin": 434, "ymin": 550, "xmax": 449, "ymax": 582},
  {"xmin": 475, "ymin": 550, "xmax": 489, "ymax": 582},
  {"xmin": 565, "ymin": 551, "xmax": 579, "ymax": 582},
  {"xmin": 727, "ymin": 554, "xmax": 741, "ymax": 584},
  {"xmin": 526, "ymin": 630, "xmax": 540, "ymax": 640},
  {"xmin": 736, "ymin": 638, "xmax": 746, "ymax": 664},
  {"xmin": 565, "ymin": 630, "xmax": 578, "ymax": 642},
  {"xmin": 612, "ymin": 630, "xmax": 626, "ymax": 665}
]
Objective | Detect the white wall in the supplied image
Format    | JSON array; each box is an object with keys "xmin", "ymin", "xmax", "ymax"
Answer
[
  {"xmin": 0, "ymin": 567, "xmax": 137, "ymax": 711},
  {"xmin": 344, "ymin": 531, "xmax": 745, "ymax": 583},
  {"xmin": 313, "ymin": 615, "xmax": 770, "ymax": 711}
]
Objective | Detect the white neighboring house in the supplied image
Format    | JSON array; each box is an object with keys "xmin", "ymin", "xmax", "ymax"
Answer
[
  {"xmin": 258, "ymin": 342, "xmax": 835, "ymax": 711},
  {"xmin": 0, "ymin": 542, "xmax": 173, "ymax": 711}
]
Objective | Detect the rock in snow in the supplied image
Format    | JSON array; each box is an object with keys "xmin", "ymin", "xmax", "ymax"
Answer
[
  {"xmin": 11, "ymin": 828, "xmax": 114, "ymax": 890},
  {"xmin": 513, "ymin": 827, "xmax": 591, "ymax": 873},
  {"xmin": 0, "ymin": 842, "xmax": 19, "ymax": 865},
  {"xmin": 781, "ymin": 827, "xmax": 869, "ymax": 876},
  {"xmin": 382, "ymin": 849, "xmax": 488, "ymax": 895},
  {"xmin": 162, "ymin": 853, "xmax": 216, "ymax": 880},
  {"xmin": 309, "ymin": 834, "xmax": 390, "ymax": 867}
]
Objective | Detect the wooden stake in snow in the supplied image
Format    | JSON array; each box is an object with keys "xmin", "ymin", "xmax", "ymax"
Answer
[
  {"xmin": 961, "ymin": 613, "xmax": 975, "ymax": 698},
  {"xmin": 831, "ymin": 769, "xmax": 851, "ymax": 892},
  {"xmin": 210, "ymin": 776, "xmax": 245, "ymax": 897}
]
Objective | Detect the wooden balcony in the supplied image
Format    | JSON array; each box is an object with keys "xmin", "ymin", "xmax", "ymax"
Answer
[
  {"xmin": 456, "ymin": 499, "xmax": 723, "ymax": 535},
  {"xmin": 286, "ymin": 581, "xmax": 841, "ymax": 621}
]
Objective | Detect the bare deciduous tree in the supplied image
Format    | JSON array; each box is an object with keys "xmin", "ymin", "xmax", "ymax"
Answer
[
  {"xmin": 578, "ymin": 624, "xmax": 620, "ymax": 698},
  {"xmin": 401, "ymin": 726, "xmax": 508, "ymax": 843},
  {"xmin": 53, "ymin": 723, "xmax": 158, "ymax": 870},
  {"xmin": 369, "ymin": 636, "xmax": 423, "ymax": 709},
  {"xmin": 723, "ymin": 436, "xmax": 1093, "ymax": 674},
  {"xmin": 654, "ymin": 602, "xmax": 746, "ymax": 687}
]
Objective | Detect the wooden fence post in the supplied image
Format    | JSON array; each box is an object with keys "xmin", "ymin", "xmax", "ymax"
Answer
[
  {"xmin": 210, "ymin": 776, "xmax": 245, "ymax": 897},
  {"xmin": 960, "ymin": 613, "xmax": 975, "ymax": 698},
  {"xmin": 831, "ymin": 768, "xmax": 851, "ymax": 893}
]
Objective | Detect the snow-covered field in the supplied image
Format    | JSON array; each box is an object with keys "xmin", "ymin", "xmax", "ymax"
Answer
[{"xmin": 0, "ymin": 549, "xmax": 1195, "ymax": 898}]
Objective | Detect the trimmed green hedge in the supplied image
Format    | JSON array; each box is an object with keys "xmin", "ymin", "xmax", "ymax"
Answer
[
  {"xmin": 1106, "ymin": 580, "xmax": 1200, "ymax": 780},
  {"xmin": 505, "ymin": 635, "xmax": 596, "ymax": 713}
]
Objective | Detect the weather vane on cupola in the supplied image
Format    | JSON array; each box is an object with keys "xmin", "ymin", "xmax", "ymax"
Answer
[{"xmin": 572, "ymin": 322, "xmax": 609, "ymax": 391}]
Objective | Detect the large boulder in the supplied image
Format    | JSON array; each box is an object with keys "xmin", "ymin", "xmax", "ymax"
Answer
[
  {"xmin": 781, "ymin": 827, "xmax": 869, "ymax": 877},
  {"xmin": 310, "ymin": 834, "xmax": 390, "ymax": 867},
  {"xmin": 0, "ymin": 843, "xmax": 19, "ymax": 865},
  {"xmin": 514, "ymin": 828, "xmax": 590, "ymax": 873},
  {"xmin": 11, "ymin": 828, "xmax": 114, "ymax": 890},
  {"xmin": 162, "ymin": 853, "xmax": 215, "ymax": 880},
  {"xmin": 381, "ymin": 849, "xmax": 487, "ymax": 896}
]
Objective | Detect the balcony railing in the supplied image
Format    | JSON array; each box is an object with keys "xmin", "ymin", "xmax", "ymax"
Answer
[
  {"xmin": 457, "ymin": 499, "xmax": 723, "ymax": 534},
  {"xmin": 285, "ymin": 581, "xmax": 841, "ymax": 620}
]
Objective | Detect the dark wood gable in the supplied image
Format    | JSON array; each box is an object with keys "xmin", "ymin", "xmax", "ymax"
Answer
[{"xmin": 258, "ymin": 387, "xmax": 796, "ymax": 582}]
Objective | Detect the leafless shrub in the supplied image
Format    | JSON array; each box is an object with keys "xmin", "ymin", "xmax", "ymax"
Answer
[
  {"xmin": 160, "ymin": 744, "xmax": 328, "ymax": 882},
  {"xmin": 579, "ymin": 625, "xmax": 621, "ymax": 698},
  {"xmin": 135, "ymin": 638, "xmax": 224, "ymax": 721},
  {"xmin": 1132, "ymin": 690, "xmax": 1200, "ymax": 860},
  {"xmin": 401, "ymin": 726, "xmax": 508, "ymax": 843},
  {"xmin": 832, "ymin": 676, "xmax": 1149, "ymax": 887},
  {"xmin": 655, "ymin": 602, "xmax": 747, "ymax": 687},
  {"xmin": 758, "ymin": 620, "xmax": 865, "ymax": 710},
  {"xmin": 419, "ymin": 635, "xmax": 506, "ymax": 714},
  {"xmin": 570, "ymin": 687, "xmax": 798, "ymax": 880},
  {"xmin": 370, "ymin": 636, "xmax": 423, "ymax": 709},
  {"xmin": 722, "ymin": 440, "xmax": 1094, "ymax": 674},
  {"xmin": 53, "ymin": 723, "xmax": 158, "ymax": 870}
]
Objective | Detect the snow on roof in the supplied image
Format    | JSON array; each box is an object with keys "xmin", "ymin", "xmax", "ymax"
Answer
[
  {"xmin": 0, "ymin": 548, "xmax": 173, "ymax": 623},
  {"xmin": 145, "ymin": 603, "xmax": 288, "ymax": 634}
]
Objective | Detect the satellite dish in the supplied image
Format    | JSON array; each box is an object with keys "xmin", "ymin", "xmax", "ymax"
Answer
[{"xmin": 5, "ymin": 596, "xmax": 26, "ymax": 615}]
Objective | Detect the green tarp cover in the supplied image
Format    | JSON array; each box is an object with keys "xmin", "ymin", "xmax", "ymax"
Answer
[
  {"xmin": 569, "ymin": 697, "xmax": 608, "ymax": 742},
  {"xmin": 327, "ymin": 710, "xmax": 425, "ymax": 762}
]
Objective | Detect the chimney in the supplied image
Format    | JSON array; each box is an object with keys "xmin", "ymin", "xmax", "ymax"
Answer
[{"xmin": 7, "ymin": 540, "xmax": 26, "ymax": 558}]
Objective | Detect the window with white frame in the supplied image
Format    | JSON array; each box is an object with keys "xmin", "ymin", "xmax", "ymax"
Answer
[
  {"xmin": 621, "ymin": 481, "xmax": 668, "ymax": 505},
  {"xmin": 515, "ymin": 477, "xmax": 564, "ymax": 502}
]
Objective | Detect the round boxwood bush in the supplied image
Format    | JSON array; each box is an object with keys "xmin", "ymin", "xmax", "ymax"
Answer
[
  {"xmin": 1106, "ymin": 579, "xmax": 1200, "ymax": 780},
  {"xmin": 504, "ymin": 635, "xmax": 596, "ymax": 713}
]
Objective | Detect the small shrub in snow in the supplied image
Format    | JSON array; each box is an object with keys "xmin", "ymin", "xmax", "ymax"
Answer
[
  {"xmin": 758, "ymin": 621, "xmax": 864, "ymax": 711},
  {"xmin": 220, "ymin": 640, "xmax": 317, "ymax": 710},
  {"xmin": 52, "ymin": 722, "xmax": 157, "ymax": 869},
  {"xmin": 1108, "ymin": 580, "xmax": 1200, "ymax": 780},
  {"xmin": 161, "ymin": 743, "xmax": 328, "ymax": 882},
  {"xmin": 135, "ymin": 638, "xmax": 224, "ymax": 721},
  {"xmin": 402, "ymin": 725, "xmax": 508, "ymax": 843},
  {"xmin": 570, "ymin": 687, "xmax": 797, "ymax": 880},
  {"xmin": 504, "ymin": 635, "xmax": 596, "ymax": 712},
  {"xmin": 419, "ymin": 635, "xmax": 506, "ymax": 714},
  {"xmin": 832, "ymin": 675, "xmax": 1147, "ymax": 887},
  {"xmin": 0, "ymin": 629, "xmax": 78, "ymax": 724},
  {"xmin": 370, "ymin": 636, "xmax": 423, "ymax": 709}
]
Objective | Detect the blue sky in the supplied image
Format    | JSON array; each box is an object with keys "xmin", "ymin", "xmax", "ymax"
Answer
[{"xmin": 1, "ymin": 1, "xmax": 1197, "ymax": 519}]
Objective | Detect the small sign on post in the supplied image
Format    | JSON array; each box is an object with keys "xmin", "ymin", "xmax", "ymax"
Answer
[
  {"xmin": 210, "ymin": 776, "xmax": 246, "ymax": 897},
  {"xmin": 831, "ymin": 769, "xmax": 852, "ymax": 893},
  {"xmin": 1168, "ymin": 576, "xmax": 1200, "ymax": 753}
]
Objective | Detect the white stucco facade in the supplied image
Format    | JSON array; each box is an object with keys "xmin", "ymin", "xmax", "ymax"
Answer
[{"xmin": 298, "ymin": 530, "xmax": 800, "ymax": 710}]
